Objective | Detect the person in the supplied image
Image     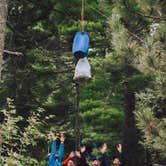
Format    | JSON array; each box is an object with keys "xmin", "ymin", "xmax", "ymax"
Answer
[
  {"xmin": 63, "ymin": 144, "xmax": 89, "ymax": 166},
  {"xmin": 63, "ymin": 151, "xmax": 75, "ymax": 166},
  {"xmin": 92, "ymin": 157, "xmax": 101, "ymax": 166},
  {"xmin": 99, "ymin": 143, "xmax": 111, "ymax": 166},
  {"xmin": 113, "ymin": 144, "xmax": 123, "ymax": 166},
  {"xmin": 76, "ymin": 144, "xmax": 89, "ymax": 166},
  {"xmin": 48, "ymin": 132, "xmax": 65, "ymax": 166},
  {"xmin": 66, "ymin": 160, "xmax": 76, "ymax": 166}
]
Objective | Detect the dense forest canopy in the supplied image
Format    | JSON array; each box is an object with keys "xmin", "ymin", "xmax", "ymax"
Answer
[{"xmin": 0, "ymin": 0, "xmax": 165, "ymax": 166}]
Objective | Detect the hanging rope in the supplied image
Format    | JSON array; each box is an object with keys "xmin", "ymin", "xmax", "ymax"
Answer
[
  {"xmin": 74, "ymin": 0, "xmax": 85, "ymax": 154},
  {"xmin": 81, "ymin": 0, "xmax": 85, "ymax": 32},
  {"xmin": 75, "ymin": 83, "xmax": 80, "ymax": 152}
]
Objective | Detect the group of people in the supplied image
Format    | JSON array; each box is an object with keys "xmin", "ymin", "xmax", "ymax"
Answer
[{"xmin": 48, "ymin": 132, "xmax": 123, "ymax": 166}]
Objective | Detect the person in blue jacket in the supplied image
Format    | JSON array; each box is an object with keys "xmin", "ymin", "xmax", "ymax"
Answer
[{"xmin": 48, "ymin": 132, "xmax": 65, "ymax": 166}]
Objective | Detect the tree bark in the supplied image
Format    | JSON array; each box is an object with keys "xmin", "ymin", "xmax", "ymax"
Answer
[
  {"xmin": 0, "ymin": 0, "xmax": 8, "ymax": 79},
  {"xmin": 123, "ymin": 91, "xmax": 146, "ymax": 166}
]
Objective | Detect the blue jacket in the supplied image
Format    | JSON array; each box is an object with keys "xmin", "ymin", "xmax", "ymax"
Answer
[{"xmin": 48, "ymin": 140, "xmax": 64, "ymax": 166}]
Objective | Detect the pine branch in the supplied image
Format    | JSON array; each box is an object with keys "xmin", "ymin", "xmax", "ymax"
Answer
[
  {"xmin": 136, "ymin": 12, "xmax": 166, "ymax": 20},
  {"xmin": 123, "ymin": 0, "xmax": 166, "ymax": 21},
  {"xmin": 126, "ymin": 29, "xmax": 144, "ymax": 43}
]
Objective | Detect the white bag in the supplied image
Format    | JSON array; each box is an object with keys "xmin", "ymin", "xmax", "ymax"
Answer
[{"xmin": 73, "ymin": 57, "xmax": 91, "ymax": 81}]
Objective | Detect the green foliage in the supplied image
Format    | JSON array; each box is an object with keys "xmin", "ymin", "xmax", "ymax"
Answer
[
  {"xmin": 108, "ymin": 14, "xmax": 129, "ymax": 56},
  {"xmin": 81, "ymin": 107, "xmax": 124, "ymax": 141},
  {"xmin": 0, "ymin": 98, "xmax": 46, "ymax": 165},
  {"xmin": 1, "ymin": 0, "xmax": 112, "ymax": 164},
  {"xmin": 0, "ymin": 98, "xmax": 22, "ymax": 154},
  {"xmin": 79, "ymin": 55, "xmax": 127, "ymax": 156},
  {"xmin": 134, "ymin": 1, "xmax": 166, "ymax": 164},
  {"xmin": 0, "ymin": 0, "xmax": 165, "ymax": 165}
]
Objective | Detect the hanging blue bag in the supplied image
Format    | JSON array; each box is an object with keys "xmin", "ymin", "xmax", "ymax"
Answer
[{"xmin": 72, "ymin": 31, "xmax": 90, "ymax": 59}]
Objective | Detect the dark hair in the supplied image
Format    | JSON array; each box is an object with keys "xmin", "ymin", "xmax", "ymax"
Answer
[
  {"xmin": 52, "ymin": 131, "xmax": 56, "ymax": 136},
  {"xmin": 112, "ymin": 154, "xmax": 119, "ymax": 160},
  {"xmin": 80, "ymin": 141, "xmax": 85, "ymax": 147},
  {"xmin": 92, "ymin": 157, "xmax": 97, "ymax": 161}
]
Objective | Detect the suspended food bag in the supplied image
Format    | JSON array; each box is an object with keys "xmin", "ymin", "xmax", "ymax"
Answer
[
  {"xmin": 72, "ymin": 32, "xmax": 90, "ymax": 59},
  {"xmin": 73, "ymin": 57, "xmax": 91, "ymax": 82}
]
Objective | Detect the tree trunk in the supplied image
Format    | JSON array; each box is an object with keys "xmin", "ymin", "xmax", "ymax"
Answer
[
  {"xmin": 123, "ymin": 91, "xmax": 146, "ymax": 166},
  {"xmin": 0, "ymin": 0, "xmax": 8, "ymax": 79}
]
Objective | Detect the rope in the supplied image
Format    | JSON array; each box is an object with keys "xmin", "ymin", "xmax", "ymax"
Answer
[
  {"xmin": 73, "ymin": 82, "xmax": 81, "ymax": 165},
  {"xmin": 74, "ymin": 0, "xmax": 85, "ymax": 155},
  {"xmin": 81, "ymin": 0, "xmax": 85, "ymax": 32},
  {"xmin": 75, "ymin": 82, "xmax": 80, "ymax": 151}
]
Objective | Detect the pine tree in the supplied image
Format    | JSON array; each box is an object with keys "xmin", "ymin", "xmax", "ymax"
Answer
[
  {"xmin": 107, "ymin": 0, "xmax": 166, "ymax": 164},
  {"xmin": 135, "ymin": 15, "xmax": 166, "ymax": 165}
]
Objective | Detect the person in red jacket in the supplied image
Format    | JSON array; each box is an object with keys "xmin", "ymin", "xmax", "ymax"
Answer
[
  {"xmin": 63, "ymin": 144, "xmax": 89, "ymax": 166},
  {"xmin": 63, "ymin": 151, "xmax": 75, "ymax": 166}
]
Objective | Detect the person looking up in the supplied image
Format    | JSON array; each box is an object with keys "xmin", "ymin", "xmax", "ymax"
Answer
[
  {"xmin": 63, "ymin": 151, "xmax": 75, "ymax": 166},
  {"xmin": 100, "ymin": 143, "xmax": 111, "ymax": 166},
  {"xmin": 113, "ymin": 144, "xmax": 123, "ymax": 166},
  {"xmin": 48, "ymin": 132, "xmax": 65, "ymax": 166}
]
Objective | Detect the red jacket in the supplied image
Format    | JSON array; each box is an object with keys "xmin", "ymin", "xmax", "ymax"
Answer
[{"xmin": 63, "ymin": 156, "xmax": 72, "ymax": 165}]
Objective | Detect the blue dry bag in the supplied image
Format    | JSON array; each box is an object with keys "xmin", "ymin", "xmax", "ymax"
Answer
[{"xmin": 72, "ymin": 31, "xmax": 90, "ymax": 59}]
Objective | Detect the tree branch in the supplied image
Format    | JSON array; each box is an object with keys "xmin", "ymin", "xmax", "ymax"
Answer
[
  {"xmin": 126, "ymin": 29, "xmax": 144, "ymax": 43},
  {"xmin": 136, "ymin": 12, "xmax": 166, "ymax": 20},
  {"xmin": 123, "ymin": 0, "xmax": 166, "ymax": 21},
  {"xmin": 3, "ymin": 49, "xmax": 23, "ymax": 56}
]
